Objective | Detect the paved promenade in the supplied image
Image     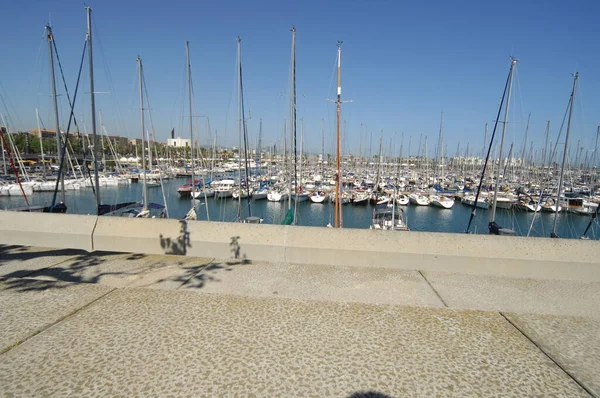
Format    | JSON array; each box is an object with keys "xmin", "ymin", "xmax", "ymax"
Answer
[{"xmin": 0, "ymin": 244, "xmax": 598, "ymax": 397}]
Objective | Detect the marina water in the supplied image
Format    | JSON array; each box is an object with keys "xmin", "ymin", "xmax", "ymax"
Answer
[{"xmin": 1, "ymin": 177, "xmax": 596, "ymax": 240}]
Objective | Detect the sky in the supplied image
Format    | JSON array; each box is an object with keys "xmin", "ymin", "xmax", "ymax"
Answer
[{"xmin": 1, "ymin": 0, "xmax": 599, "ymax": 160}]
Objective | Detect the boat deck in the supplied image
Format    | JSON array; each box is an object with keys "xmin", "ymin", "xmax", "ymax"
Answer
[{"xmin": 0, "ymin": 244, "xmax": 598, "ymax": 397}]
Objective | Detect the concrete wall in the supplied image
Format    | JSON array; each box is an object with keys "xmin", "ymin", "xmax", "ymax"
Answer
[
  {"xmin": 1, "ymin": 211, "xmax": 598, "ymax": 281},
  {"xmin": 0, "ymin": 211, "xmax": 95, "ymax": 252}
]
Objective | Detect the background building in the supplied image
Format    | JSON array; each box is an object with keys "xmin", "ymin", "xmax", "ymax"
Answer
[{"xmin": 167, "ymin": 137, "xmax": 191, "ymax": 147}]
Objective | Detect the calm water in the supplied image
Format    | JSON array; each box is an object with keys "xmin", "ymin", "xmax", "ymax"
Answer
[{"xmin": 1, "ymin": 177, "xmax": 597, "ymax": 240}]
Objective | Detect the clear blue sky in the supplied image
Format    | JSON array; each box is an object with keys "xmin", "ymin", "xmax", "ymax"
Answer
[{"xmin": 1, "ymin": 0, "xmax": 599, "ymax": 159}]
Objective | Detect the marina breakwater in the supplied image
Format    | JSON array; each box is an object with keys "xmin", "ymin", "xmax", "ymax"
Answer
[{"xmin": 1, "ymin": 210, "xmax": 598, "ymax": 282}]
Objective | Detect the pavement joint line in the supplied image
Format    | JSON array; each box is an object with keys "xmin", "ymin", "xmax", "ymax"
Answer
[
  {"xmin": 418, "ymin": 270, "xmax": 448, "ymax": 307},
  {"xmin": 0, "ymin": 286, "xmax": 117, "ymax": 356},
  {"xmin": 176, "ymin": 258, "xmax": 217, "ymax": 290},
  {"xmin": 498, "ymin": 311, "xmax": 596, "ymax": 398}
]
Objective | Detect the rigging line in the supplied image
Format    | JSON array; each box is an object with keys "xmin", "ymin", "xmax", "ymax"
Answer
[
  {"xmin": 326, "ymin": 50, "xmax": 337, "ymax": 142},
  {"xmin": 52, "ymin": 35, "xmax": 96, "ymax": 198},
  {"xmin": 0, "ymin": 80, "xmax": 26, "ymax": 132},
  {"xmin": 549, "ymin": 95, "xmax": 571, "ymax": 168},
  {"xmin": 0, "ymin": 116, "xmax": 30, "ymax": 205},
  {"xmin": 175, "ymin": 54, "xmax": 186, "ymax": 150},
  {"xmin": 52, "ymin": 38, "xmax": 82, "ymax": 128},
  {"xmin": 34, "ymin": 32, "xmax": 46, "ymax": 115},
  {"xmin": 239, "ymin": 56, "xmax": 252, "ymax": 219},
  {"xmin": 142, "ymin": 69, "xmax": 169, "ymax": 218},
  {"xmin": 127, "ymin": 60, "xmax": 139, "ymax": 132},
  {"xmin": 513, "ymin": 65, "xmax": 526, "ymax": 149},
  {"xmin": 51, "ymin": 37, "xmax": 88, "ymax": 209},
  {"xmin": 170, "ymin": 51, "xmax": 188, "ymax": 141},
  {"xmin": 189, "ymin": 72, "xmax": 209, "ymax": 169},
  {"xmin": 465, "ymin": 62, "xmax": 511, "ymax": 234},
  {"xmin": 574, "ymin": 79, "xmax": 586, "ymax": 148},
  {"xmin": 92, "ymin": 18, "xmax": 130, "ymax": 143}
]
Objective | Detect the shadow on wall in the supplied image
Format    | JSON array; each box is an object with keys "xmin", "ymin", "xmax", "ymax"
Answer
[
  {"xmin": 228, "ymin": 235, "xmax": 249, "ymax": 265},
  {"xmin": 160, "ymin": 220, "xmax": 191, "ymax": 255},
  {"xmin": 157, "ymin": 221, "xmax": 250, "ymax": 263}
]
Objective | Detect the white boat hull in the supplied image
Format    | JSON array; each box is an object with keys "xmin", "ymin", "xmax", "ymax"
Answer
[
  {"xmin": 409, "ymin": 194, "xmax": 430, "ymax": 206},
  {"xmin": 309, "ymin": 194, "xmax": 327, "ymax": 203},
  {"xmin": 430, "ymin": 196, "xmax": 454, "ymax": 209},
  {"xmin": 252, "ymin": 192, "xmax": 268, "ymax": 200}
]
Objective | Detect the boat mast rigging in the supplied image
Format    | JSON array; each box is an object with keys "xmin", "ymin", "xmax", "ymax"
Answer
[
  {"xmin": 185, "ymin": 41, "xmax": 197, "ymax": 220},
  {"xmin": 86, "ymin": 6, "xmax": 101, "ymax": 215},
  {"xmin": 465, "ymin": 57, "xmax": 513, "ymax": 234},
  {"xmin": 334, "ymin": 40, "xmax": 343, "ymax": 228},
  {"xmin": 137, "ymin": 56, "xmax": 148, "ymax": 212},
  {"xmin": 46, "ymin": 24, "xmax": 65, "ymax": 202},
  {"xmin": 552, "ymin": 72, "xmax": 579, "ymax": 238},
  {"xmin": 489, "ymin": 57, "xmax": 517, "ymax": 232},
  {"xmin": 290, "ymin": 27, "xmax": 298, "ymax": 220}
]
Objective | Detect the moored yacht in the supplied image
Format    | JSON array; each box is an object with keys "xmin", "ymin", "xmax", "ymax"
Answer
[
  {"xmin": 213, "ymin": 179, "xmax": 236, "ymax": 199},
  {"xmin": 429, "ymin": 194, "xmax": 454, "ymax": 209},
  {"xmin": 370, "ymin": 204, "xmax": 409, "ymax": 231},
  {"xmin": 408, "ymin": 193, "xmax": 430, "ymax": 206}
]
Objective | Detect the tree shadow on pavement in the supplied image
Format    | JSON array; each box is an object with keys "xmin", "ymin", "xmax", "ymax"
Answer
[
  {"xmin": 0, "ymin": 244, "xmax": 86, "ymax": 267},
  {"xmin": 0, "ymin": 248, "xmax": 184, "ymax": 292},
  {"xmin": 153, "ymin": 261, "xmax": 234, "ymax": 290},
  {"xmin": 348, "ymin": 392, "xmax": 394, "ymax": 398}
]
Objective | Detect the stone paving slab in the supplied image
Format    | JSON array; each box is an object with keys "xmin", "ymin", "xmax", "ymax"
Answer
[
  {"xmin": 0, "ymin": 288, "xmax": 588, "ymax": 397},
  {"xmin": 0, "ymin": 277, "xmax": 113, "ymax": 353},
  {"xmin": 422, "ymin": 270, "xmax": 600, "ymax": 318},
  {"xmin": 505, "ymin": 312, "xmax": 600, "ymax": 397},
  {"xmin": 183, "ymin": 261, "xmax": 445, "ymax": 307},
  {"xmin": 0, "ymin": 245, "xmax": 85, "ymax": 278},
  {"xmin": 28, "ymin": 251, "xmax": 213, "ymax": 289}
]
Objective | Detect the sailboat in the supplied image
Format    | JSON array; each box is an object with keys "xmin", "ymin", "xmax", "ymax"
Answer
[
  {"xmin": 550, "ymin": 72, "xmax": 579, "ymax": 238},
  {"xmin": 429, "ymin": 112, "xmax": 454, "ymax": 209},
  {"xmin": 465, "ymin": 57, "xmax": 517, "ymax": 235},
  {"xmin": 234, "ymin": 36, "xmax": 261, "ymax": 224}
]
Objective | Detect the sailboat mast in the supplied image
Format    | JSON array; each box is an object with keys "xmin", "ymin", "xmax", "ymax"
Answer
[
  {"xmin": 290, "ymin": 27, "xmax": 297, "ymax": 213},
  {"xmin": 294, "ymin": 119, "xmax": 304, "ymax": 224},
  {"xmin": 185, "ymin": 41, "xmax": 195, "ymax": 214},
  {"xmin": 238, "ymin": 37, "xmax": 252, "ymax": 219},
  {"xmin": 552, "ymin": 72, "xmax": 579, "ymax": 238},
  {"xmin": 137, "ymin": 56, "xmax": 148, "ymax": 211},
  {"xmin": 86, "ymin": 7, "xmax": 100, "ymax": 214},
  {"xmin": 542, "ymin": 121, "xmax": 550, "ymax": 167},
  {"xmin": 437, "ymin": 112, "xmax": 444, "ymax": 183},
  {"xmin": 490, "ymin": 57, "xmax": 517, "ymax": 225},
  {"xmin": 321, "ymin": 119, "xmax": 325, "ymax": 177},
  {"xmin": 335, "ymin": 40, "xmax": 343, "ymax": 228},
  {"xmin": 46, "ymin": 25, "xmax": 65, "ymax": 202}
]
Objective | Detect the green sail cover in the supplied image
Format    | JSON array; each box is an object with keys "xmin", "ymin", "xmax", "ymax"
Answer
[{"xmin": 281, "ymin": 209, "xmax": 294, "ymax": 225}]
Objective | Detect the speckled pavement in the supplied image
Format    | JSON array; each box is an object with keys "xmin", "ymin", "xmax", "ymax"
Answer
[
  {"xmin": 27, "ymin": 251, "xmax": 214, "ymax": 289},
  {"xmin": 0, "ymin": 245, "xmax": 598, "ymax": 397},
  {"xmin": 0, "ymin": 278, "xmax": 113, "ymax": 353},
  {"xmin": 181, "ymin": 261, "xmax": 446, "ymax": 307},
  {"xmin": 0, "ymin": 245, "xmax": 85, "ymax": 278},
  {"xmin": 504, "ymin": 313, "xmax": 600, "ymax": 397},
  {"xmin": 0, "ymin": 288, "xmax": 591, "ymax": 397},
  {"xmin": 422, "ymin": 271, "xmax": 600, "ymax": 318}
]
